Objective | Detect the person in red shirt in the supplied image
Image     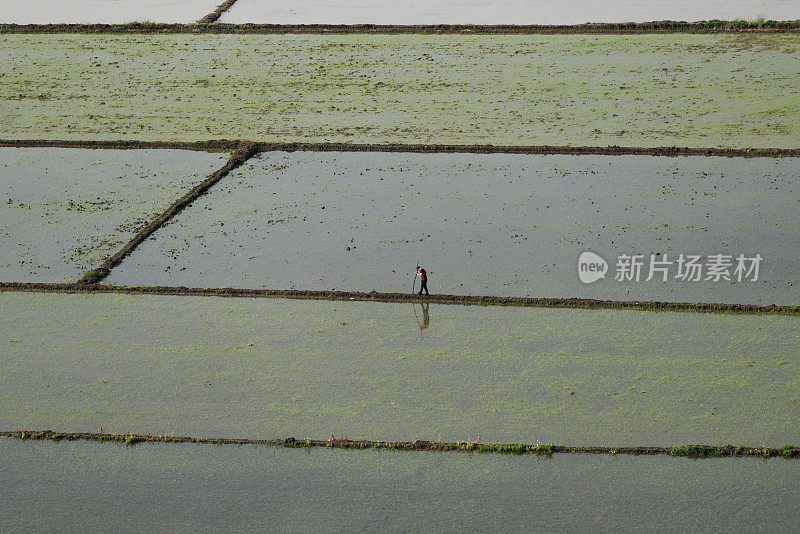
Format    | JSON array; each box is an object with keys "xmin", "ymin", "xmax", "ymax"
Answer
[{"xmin": 416, "ymin": 266, "xmax": 429, "ymax": 295}]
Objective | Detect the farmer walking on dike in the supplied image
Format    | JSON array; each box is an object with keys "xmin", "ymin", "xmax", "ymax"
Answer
[{"xmin": 416, "ymin": 265, "xmax": 429, "ymax": 295}]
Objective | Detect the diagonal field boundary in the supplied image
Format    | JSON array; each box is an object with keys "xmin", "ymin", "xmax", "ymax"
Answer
[
  {"xmin": 5, "ymin": 139, "xmax": 798, "ymax": 307},
  {"xmin": 2, "ymin": 21, "xmax": 800, "ymax": 34},
  {"xmin": 2, "ymin": 139, "xmax": 799, "ymax": 157},
  {"xmin": 198, "ymin": 0, "xmax": 241, "ymax": 24},
  {"xmin": 77, "ymin": 140, "xmax": 258, "ymax": 285},
  {"xmin": 2, "ymin": 282, "xmax": 799, "ymax": 315},
  {"xmin": 2, "ymin": 430, "xmax": 798, "ymax": 459}
]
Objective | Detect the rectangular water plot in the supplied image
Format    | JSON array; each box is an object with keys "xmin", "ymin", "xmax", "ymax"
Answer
[
  {"xmin": 3, "ymin": 34, "xmax": 799, "ymax": 148},
  {"xmin": 108, "ymin": 152, "xmax": 800, "ymax": 305},
  {"xmin": 1, "ymin": 0, "xmax": 223, "ymax": 24},
  {"xmin": 2, "ymin": 439, "xmax": 799, "ymax": 532},
  {"xmin": 221, "ymin": 0, "xmax": 800, "ymax": 25},
  {"xmin": 2, "ymin": 291, "xmax": 798, "ymax": 446},
  {"xmin": 0, "ymin": 147, "xmax": 228, "ymax": 283}
]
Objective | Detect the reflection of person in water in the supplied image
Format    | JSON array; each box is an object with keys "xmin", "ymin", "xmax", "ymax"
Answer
[{"xmin": 419, "ymin": 302, "xmax": 430, "ymax": 331}]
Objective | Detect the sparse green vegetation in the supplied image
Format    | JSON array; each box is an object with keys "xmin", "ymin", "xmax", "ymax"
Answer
[
  {"xmin": 3, "ymin": 291, "xmax": 799, "ymax": 446},
  {"xmin": 80, "ymin": 269, "xmax": 102, "ymax": 280},
  {"xmin": 127, "ymin": 20, "xmax": 160, "ymax": 28},
  {"xmin": 782, "ymin": 445, "xmax": 798, "ymax": 458},
  {"xmin": 0, "ymin": 148, "xmax": 227, "ymax": 283},
  {"xmin": 124, "ymin": 433, "xmax": 145, "ymax": 445},
  {"xmin": 1, "ymin": 7, "xmax": 799, "ymax": 532},
  {"xmin": 2, "ymin": 33, "xmax": 799, "ymax": 147},
  {"xmin": 6, "ymin": 431, "xmax": 800, "ymax": 460},
  {"xmin": 670, "ymin": 444, "xmax": 726, "ymax": 458}
]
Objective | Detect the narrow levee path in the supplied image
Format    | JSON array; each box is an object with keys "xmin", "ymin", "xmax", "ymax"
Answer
[
  {"xmin": 77, "ymin": 141, "xmax": 258, "ymax": 284},
  {"xmin": 198, "ymin": 0, "xmax": 241, "ymax": 24},
  {"xmin": 2, "ymin": 430, "xmax": 798, "ymax": 459},
  {"xmin": 2, "ymin": 139, "xmax": 799, "ymax": 157},
  {"xmin": 2, "ymin": 282, "xmax": 799, "ymax": 314},
  {"xmin": 2, "ymin": 21, "xmax": 800, "ymax": 34}
]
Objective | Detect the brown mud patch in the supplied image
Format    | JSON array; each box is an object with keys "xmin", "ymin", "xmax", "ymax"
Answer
[
  {"xmin": 3, "ymin": 430, "xmax": 798, "ymax": 458},
  {"xmin": 198, "ymin": 0, "xmax": 241, "ymax": 24},
  {"xmin": 2, "ymin": 282, "xmax": 798, "ymax": 315},
  {"xmin": 76, "ymin": 141, "xmax": 259, "ymax": 284},
  {"xmin": 2, "ymin": 21, "xmax": 800, "ymax": 34},
  {"xmin": 1, "ymin": 139, "xmax": 799, "ymax": 158}
]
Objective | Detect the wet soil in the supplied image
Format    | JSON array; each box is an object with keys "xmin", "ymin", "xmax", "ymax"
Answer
[{"xmin": 4, "ymin": 34, "xmax": 797, "ymax": 147}]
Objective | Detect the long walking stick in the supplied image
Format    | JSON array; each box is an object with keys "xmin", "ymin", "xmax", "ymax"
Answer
[{"xmin": 411, "ymin": 259, "xmax": 419, "ymax": 295}]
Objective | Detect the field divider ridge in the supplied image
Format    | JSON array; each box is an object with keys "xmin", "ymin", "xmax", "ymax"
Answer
[
  {"xmin": 76, "ymin": 140, "xmax": 259, "ymax": 285},
  {"xmin": 2, "ymin": 430, "xmax": 798, "ymax": 459},
  {"xmin": 2, "ymin": 139, "xmax": 799, "ymax": 157},
  {"xmin": 0, "ymin": 139, "xmax": 241, "ymax": 151},
  {"xmin": 2, "ymin": 21, "xmax": 800, "ymax": 34},
  {"xmin": 1, "ymin": 282, "xmax": 798, "ymax": 315},
  {"xmin": 198, "ymin": 0, "xmax": 240, "ymax": 24}
]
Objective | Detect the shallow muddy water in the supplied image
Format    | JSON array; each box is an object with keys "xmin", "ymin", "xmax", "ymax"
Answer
[
  {"xmin": 2, "ymin": 291, "xmax": 798, "ymax": 445},
  {"xmin": 222, "ymin": 0, "xmax": 800, "ymax": 25},
  {"xmin": 109, "ymin": 152, "xmax": 800, "ymax": 305},
  {"xmin": 2, "ymin": 33, "xmax": 798, "ymax": 147},
  {"xmin": 0, "ymin": 148, "xmax": 227, "ymax": 282},
  {"xmin": 1, "ymin": 439, "xmax": 799, "ymax": 532},
  {"xmin": 1, "ymin": 0, "xmax": 222, "ymax": 24}
]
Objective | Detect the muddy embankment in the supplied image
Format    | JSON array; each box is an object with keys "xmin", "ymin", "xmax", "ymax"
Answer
[
  {"xmin": 0, "ymin": 139, "xmax": 241, "ymax": 152},
  {"xmin": 1, "ymin": 21, "xmax": 800, "ymax": 34},
  {"xmin": 2, "ymin": 282, "xmax": 798, "ymax": 315},
  {"xmin": 76, "ymin": 141, "xmax": 258, "ymax": 284},
  {"xmin": 2, "ymin": 139, "xmax": 799, "ymax": 158},
  {"xmin": 197, "ymin": 0, "xmax": 240, "ymax": 24},
  {"xmin": 2, "ymin": 430, "xmax": 798, "ymax": 459}
]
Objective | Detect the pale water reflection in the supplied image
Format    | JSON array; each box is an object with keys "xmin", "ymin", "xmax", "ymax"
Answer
[{"xmin": 221, "ymin": 0, "xmax": 800, "ymax": 24}]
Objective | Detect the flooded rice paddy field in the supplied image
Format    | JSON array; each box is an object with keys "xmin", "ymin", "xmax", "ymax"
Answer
[
  {"xmin": 1, "ymin": 0, "xmax": 222, "ymax": 24},
  {"xmin": 0, "ymin": 148, "xmax": 228, "ymax": 283},
  {"xmin": 108, "ymin": 152, "xmax": 800, "ymax": 305},
  {"xmin": 2, "ymin": 33, "xmax": 799, "ymax": 147},
  {"xmin": 2, "ymin": 291, "xmax": 798, "ymax": 446},
  {"xmin": 3, "ymin": 14, "xmax": 799, "ymax": 531},
  {"xmin": 221, "ymin": 0, "xmax": 800, "ymax": 25},
  {"xmin": 2, "ymin": 438, "xmax": 800, "ymax": 532}
]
